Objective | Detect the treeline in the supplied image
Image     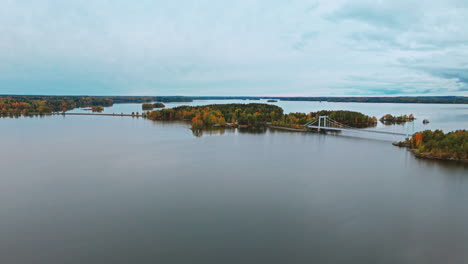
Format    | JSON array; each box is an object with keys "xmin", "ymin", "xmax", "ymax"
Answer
[
  {"xmin": 380, "ymin": 114, "xmax": 415, "ymax": 124},
  {"xmin": 165, "ymin": 96, "xmax": 468, "ymax": 104},
  {"xmin": 116, "ymin": 96, "xmax": 193, "ymax": 103},
  {"xmin": 153, "ymin": 96, "xmax": 193, "ymax": 103},
  {"xmin": 176, "ymin": 96, "xmax": 468, "ymax": 104},
  {"xmin": 273, "ymin": 96, "xmax": 468, "ymax": 104},
  {"xmin": 408, "ymin": 130, "xmax": 468, "ymax": 161},
  {"xmin": 146, "ymin": 104, "xmax": 284, "ymax": 129},
  {"xmin": 0, "ymin": 96, "xmax": 112, "ymax": 116},
  {"xmin": 2, "ymin": 95, "xmax": 467, "ymax": 106},
  {"xmin": 0, "ymin": 95, "xmax": 192, "ymax": 115}
]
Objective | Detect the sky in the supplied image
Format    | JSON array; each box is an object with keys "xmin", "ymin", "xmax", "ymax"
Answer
[{"xmin": 1, "ymin": 0, "xmax": 467, "ymax": 96}]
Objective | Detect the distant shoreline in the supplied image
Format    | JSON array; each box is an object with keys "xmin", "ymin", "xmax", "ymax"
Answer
[{"xmin": 1, "ymin": 95, "xmax": 468, "ymax": 104}]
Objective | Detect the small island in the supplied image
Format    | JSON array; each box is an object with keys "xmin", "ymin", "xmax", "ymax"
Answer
[
  {"xmin": 142, "ymin": 103, "xmax": 166, "ymax": 110},
  {"xmin": 394, "ymin": 130, "xmax": 467, "ymax": 163},
  {"xmin": 380, "ymin": 114, "xmax": 415, "ymax": 124},
  {"xmin": 267, "ymin": 99, "xmax": 278, "ymax": 102}
]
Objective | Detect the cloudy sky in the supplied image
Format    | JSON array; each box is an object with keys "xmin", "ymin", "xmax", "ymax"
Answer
[{"xmin": 1, "ymin": 0, "xmax": 467, "ymax": 96}]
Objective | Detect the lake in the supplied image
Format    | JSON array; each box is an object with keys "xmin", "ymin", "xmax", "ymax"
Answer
[{"xmin": 1, "ymin": 101, "xmax": 467, "ymax": 263}]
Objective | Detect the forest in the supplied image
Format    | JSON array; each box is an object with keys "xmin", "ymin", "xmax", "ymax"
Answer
[
  {"xmin": 1, "ymin": 95, "xmax": 467, "ymax": 116},
  {"xmin": 0, "ymin": 96, "xmax": 112, "ymax": 116},
  {"xmin": 407, "ymin": 130, "xmax": 468, "ymax": 162},
  {"xmin": 273, "ymin": 96, "xmax": 468, "ymax": 104},
  {"xmin": 146, "ymin": 103, "xmax": 283, "ymax": 129},
  {"xmin": 177, "ymin": 96, "xmax": 468, "ymax": 104}
]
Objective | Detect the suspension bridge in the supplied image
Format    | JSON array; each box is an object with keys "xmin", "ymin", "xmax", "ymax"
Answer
[{"xmin": 304, "ymin": 116, "xmax": 414, "ymax": 138}]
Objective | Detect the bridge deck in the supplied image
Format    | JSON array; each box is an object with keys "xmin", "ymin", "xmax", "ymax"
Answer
[{"xmin": 306, "ymin": 125, "xmax": 407, "ymax": 136}]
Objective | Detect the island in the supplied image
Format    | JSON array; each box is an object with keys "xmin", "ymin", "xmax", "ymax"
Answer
[
  {"xmin": 380, "ymin": 114, "xmax": 415, "ymax": 124},
  {"xmin": 142, "ymin": 103, "xmax": 166, "ymax": 110},
  {"xmin": 145, "ymin": 103, "xmax": 377, "ymax": 130},
  {"xmin": 146, "ymin": 103, "xmax": 283, "ymax": 129},
  {"xmin": 394, "ymin": 130, "xmax": 468, "ymax": 163},
  {"xmin": 267, "ymin": 99, "xmax": 278, "ymax": 102}
]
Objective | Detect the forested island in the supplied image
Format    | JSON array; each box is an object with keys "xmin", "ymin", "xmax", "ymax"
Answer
[
  {"xmin": 144, "ymin": 103, "xmax": 377, "ymax": 130},
  {"xmin": 145, "ymin": 104, "xmax": 283, "ymax": 129},
  {"xmin": 380, "ymin": 114, "xmax": 415, "ymax": 124},
  {"xmin": 395, "ymin": 130, "xmax": 468, "ymax": 163},
  {"xmin": 142, "ymin": 103, "xmax": 166, "ymax": 110}
]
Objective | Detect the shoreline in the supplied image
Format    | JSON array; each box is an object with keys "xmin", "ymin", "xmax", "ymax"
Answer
[
  {"xmin": 393, "ymin": 141, "xmax": 468, "ymax": 164},
  {"xmin": 411, "ymin": 149, "xmax": 468, "ymax": 164}
]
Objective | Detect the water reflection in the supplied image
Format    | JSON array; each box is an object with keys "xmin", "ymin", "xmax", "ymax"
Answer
[{"xmin": 192, "ymin": 128, "xmax": 230, "ymax": 137}]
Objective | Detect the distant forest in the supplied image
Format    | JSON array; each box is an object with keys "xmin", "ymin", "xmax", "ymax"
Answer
[
  {"xmin": 1, "ymin": 95, "xmax": 467, "ymax": 115},
  {"xmin": 0, "ymin": 95, "xmax": 192, "ymax": 115},
  {"xmin": 2, "ymin": 95, "xmax": 467, "ymax": 105},
  {"xmin": 192, "ymin": 96, "xmax": 468, "ymax": 104}
]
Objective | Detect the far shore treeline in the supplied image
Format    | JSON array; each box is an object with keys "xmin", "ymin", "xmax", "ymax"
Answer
[
  {"xmin": 2, "ymin": 94, "xmax": 467, "ymax": 116},
  {"xmin": 0, "ymin": 96, "xmax": 187, "ymax": 115},
  {"xmin": 1, "ymin": 94, "xmax": 467, "ymax": 113},
  {"xmin": 0, "ymin": 96, "xmax": 113, "ymax": 115}
]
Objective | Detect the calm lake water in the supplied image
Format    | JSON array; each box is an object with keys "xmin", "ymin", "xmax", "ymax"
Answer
[{"xmin": 1, "ymin": 101, "xmax": 467, "ymax": 263}]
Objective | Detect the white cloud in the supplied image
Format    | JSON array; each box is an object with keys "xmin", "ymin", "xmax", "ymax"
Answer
[{"xmin": 0, "ymin": 0, "xmax": 466, "ymax": 96}]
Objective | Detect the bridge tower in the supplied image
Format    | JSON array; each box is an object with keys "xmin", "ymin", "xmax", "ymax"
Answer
[
  {"xmin": 405, "ymin": 121, "xmax": 415, "ymax": 139},
  {"xmin": 318, "ymin": 116, "xmax": 327, "ymax": 132}
]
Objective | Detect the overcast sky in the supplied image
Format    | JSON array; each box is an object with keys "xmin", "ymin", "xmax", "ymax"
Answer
[{"xmin": 1, "ymin": 0, "xmax": 467, "ymax": 96}]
